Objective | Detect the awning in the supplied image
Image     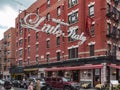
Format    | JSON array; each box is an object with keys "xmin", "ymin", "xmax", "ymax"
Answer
[
  {"xmin": 24, "ymin": 68, "xmax": 38, "ymax": 71},
  {"xmin": 45, "ymin": 64, "xmax": 103, "ymax": 71},
  {"xmin": 108, "ymin": 64, "xmax": 120, "ymax": 69}
]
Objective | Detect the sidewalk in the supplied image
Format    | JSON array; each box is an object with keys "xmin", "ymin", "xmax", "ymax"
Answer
[{"xmin": 80, "ymin": 88, "xmax": 97, "ymax": 90}]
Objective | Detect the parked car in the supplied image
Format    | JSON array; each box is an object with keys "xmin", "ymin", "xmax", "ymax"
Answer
[
  {"xmin": 3, "ymin": 80, "xmax": 12, "ymax": 89},
  {"xmin": 0, "ymin": 79, "xmax": 5, "ymax": 85},
  {"xmin": 12, "ymin": 80, "xmax": 21, "ymax": 87},
  {"xmin": 45, "ymin": 77, "xmax": 80, "ymax": 90}
]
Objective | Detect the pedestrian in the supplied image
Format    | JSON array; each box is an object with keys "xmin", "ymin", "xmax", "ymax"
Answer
[
  {"xmin": 35, "ymin": 80, "xmax": 41, "ymax": 90},
  {"xmin": 28, "ymin": 81, "xmax": 34, "ymax": 90},
  {"xmin": 1, "ymin": 85, "xmax": 5, "ymax": 90}
]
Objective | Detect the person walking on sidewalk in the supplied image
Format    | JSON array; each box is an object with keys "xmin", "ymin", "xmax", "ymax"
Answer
[
  {"xmin": 28, "ymin": 81, "xmax": 34, "ymax": 90},
  {"xmin": 34, "ymin": 80, "xmax": 41, "ymax": 90}
]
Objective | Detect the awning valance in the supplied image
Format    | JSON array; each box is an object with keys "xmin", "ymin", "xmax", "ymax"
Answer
[
  {"xmin": 24, "ymin": 68, "xmax": 38, "ymax": 71},
  {"xmin": 108, "ymin": 64, "xmax": 120, "ymax": 69},
  {"xmin": 45, "ymin": 64, "xmax": 103, "ymax": 71}
]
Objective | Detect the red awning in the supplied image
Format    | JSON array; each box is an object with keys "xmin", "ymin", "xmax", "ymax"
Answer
[
  {"xmin": 108, "ymin": 64, "xmax": 120, "ymax": 69},
  {"xmin": 45, "ymin": 64, "xmax": 103, "ymax": 71}
]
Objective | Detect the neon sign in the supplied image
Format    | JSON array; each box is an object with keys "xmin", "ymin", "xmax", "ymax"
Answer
[{"xmin": 21, "ymin": 13, "xmax": 87, "ymax": 45}]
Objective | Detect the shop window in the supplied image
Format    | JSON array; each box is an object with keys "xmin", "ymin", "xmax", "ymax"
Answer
[
  {"xmin": 80, "ymin": 70, "xmax": 92, "ymax": 80},
  {"xmin": 89, "ymin": 5, "xmax": 94, "ymax": 17},
  {"xmin": 107, "ymin": 23, "xmax": 111, "ymax": 35},
  {"xmin": 57, "ymin": 6, "xmax": 61, "ymax": 16},
  {"xmin": 36, "ymin": 32, "xmax": 39, "ymax": 41},
  {"xmin": 68, "ymin": 11, "xmax": 78, "ymax": 24},
  {"xmin": 47, "ymin": 0, "xmax": 50, "ymax": 7},
  {"xmin": 46, "ymin": 40, "xmax": 50, "ymax": 48},
  {"xmin": 68, "ymin": 47, "xmax": 78, "ymax": 59},
  {"xmin": 46, "ymin": 13, "xmax": 50, "ymax": 21},
  {"xmin": 57, "ymin": 52, "xmax": 60, "ymax": 61},
  {"xmin": 91, "ymin": 24, "xmax": 95, "ymax": 36},
  {"xmin": 68, "ymin": 0, "xmax": 78, "ymax": 8},
  {"xmin": 90, "ymin": 45, "xmax": 94, "ymax": 56},
  {"xmin": 68, "ymin": 29, "xmax": 78, "ymax": 42},
  {"xmin": 56, "ymin": 37, "xmax": 60, "ymax": 46}
]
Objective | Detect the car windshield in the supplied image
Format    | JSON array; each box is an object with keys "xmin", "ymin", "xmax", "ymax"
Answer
[{"xmin": 62, "ymin": 77, "xmax": 70, "ymax": 82}]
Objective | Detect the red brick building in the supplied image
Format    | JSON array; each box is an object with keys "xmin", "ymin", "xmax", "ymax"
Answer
[
  {"xmin": 3, "ymin": 27, "xmax": 16, "ymax": 80},
  {"xmin": 14, "ymin": 0, "xmax": 120, "ymax": 87}
]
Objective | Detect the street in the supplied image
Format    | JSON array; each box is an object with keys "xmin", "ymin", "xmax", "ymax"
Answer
[{"xmin": 0, "ymin": 85, "xmax": 27, "ymax": 90}]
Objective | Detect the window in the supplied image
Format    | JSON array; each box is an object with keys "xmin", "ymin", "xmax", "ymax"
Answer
[
  {"xmin": 57, "ymin": 6, "xmax": 61, "ymax": 16},
  {"xmin": 19, "ymin": 49, "xmax": 23, "ymax": 58},
  {"xmin": 28, "ymin": 47, "xmax": 30, "ymax": 56},
  {"xmin": 112, "ymin": 26, "xmax": 117, "ymax": 36},
  {"xmin": 107, "ymin": 44, "xmax": 111, "ymax": 55},
  {"xmin": 107, "ymin": 4, "xmax": 111, "ymax": 13},
  {"xmin": 36, "ymin": 32, "xmax": 39, "ymax": 41},
  {"xmin": 19, "ymin": 60, "xmax": 22, "ymax": 66},
  {"xmin": 107, "ymin": 23, "xmax": 111, "ymax": 35},
  {"xmin": 19, "ymin": 39, "xmax": 23, "ymax": 46},
  {"xmin": 28, "ymin": 59, "xmax": 30, "ymax": 65},
  {"xmin": 46, "ymin": 54, "xmax": 50, "ymax": 62},
  {"xmin": 68, "ymin": 48, "xmax": 78, "ymax": 59},
  {"xmin": 90, "ymin": 45, "xmax": 94, "ymax": 56},
  {"xmin": 89, "ymin": 5, "xmax": 94, "ymax": 16},
  {"xmin": 68, "ymin": 11, "xmax": 78, "ymax": 24},
  {"xmin": 47, "ymin": 0, "xmax": 50, "ymax": 7},
  {"xmin": 19, "ymin": 29, "xmax": 23, "ymax": 36},
  {"xmin": 16, "ymin": 42, "xmax": 18, "ymax": 47},
  {"xmin": 112, "ymin": 45, "xmax": 116, "ymax": 56},
  {"xmin": 57, "ymin": 52, "xmax": 60, "ymax": 61},
  {"xmin": 47, "ymin": 40, "xmax": 50, "ymax": 48},
  {"xmin": 56, "ymin": 37, "xmax": 60, "ymax": 45},
  {"xmin": 8, "ymin": 42, "xmax": 10, "ymax": 46},
  {"xmin": 68, "ymin": 29, "xmax": 78, "ymax": 42},
  {"xmin": 91, "ymin": 24, "xmax": 95, "ymax": 36},
  {"xmin": 36, "ymin": 44, "xmax": 39, "ymax": 54},
  {"xmin": 28, "ymin": 36, "xmax": 30, "ymax": 44},
  {"xmin": 36, "ymin": 8, "xmax": 39, "ymax": 14},
  {"xmin": 36, "ymin": 57, "xmax": 39, "ymax": 64},
  {"xmin": 68, "ymin": 0, "xmax": 78, "ymax": 8},
  {"xmin": 47, "ymin": 13, "xmax": 50, "ymax": 21}
]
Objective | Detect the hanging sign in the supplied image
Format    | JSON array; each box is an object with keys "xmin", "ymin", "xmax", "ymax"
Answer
[{"xmin": 21, "ymin": 13, "xmax": 87, "ymax": 45}]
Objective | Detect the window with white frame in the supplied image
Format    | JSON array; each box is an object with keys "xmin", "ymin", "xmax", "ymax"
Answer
[
  {"xmin": 56, "ymin": 36, "xmax": 60, "ymax": 46},
  {"xmin": 47, "ymin": 0, "xmax": 50, "ymax": 7},
  {"xmin": 47, "ymin": 40, "xmax": 50, "ymax": 48},
  {"xmin": 89, "ymin": 5, "xmax": 94, "ymax": 16},
  {"xmin": 107, "ymin": 23, "xmax": 111, "ymax": 35},
  {"xmin": 46, "ymin": 54, "xmax": 50, "ymax": 62},
  {"xmin": 19, "ymin": 39, "xmax": 23, "ymax": 46},
  {"xmin": 57, "ymin": 6, "xmax": 61, "ymax": 16},
  {"xmin": 36, "ymin": 44, "xmax": 39, "ymax": 54},
  {"xmin": 47, "ymin": 13, "xmax": 50, "ymax": 21},
  {"xmin": 19, "ymin": 49, "xmax": 23, "ymax": 58},
  {"xmin": 28, "ymin": 47, "xmax": 30, "ymax": 56},
  {"xmin": 36, "ymin": 57, "xmax": 39, "ymax": 64},
  {"xmin": 68, "ymin": 0, "xmax": 78, "ymax": 8},
  {"xmin": 68, "ymin": 11, "xmax": 78, "ymax": 24},
  {"xmin": 89, "ymin": 45, "xmax": 94, "ymax": 56},
  {"xmin": 36, "ymin": 32, "xmax": 39, "ymax": 41},
  {"xmin": 91, "ymin": 24, "xmax": 95, "ymax": 36},
  {"xmin": 68, "ymin": 47, "xmax": 78, "ymax": 59},
  {"xmin": 57, "ymin": 52, "xmax": 60, "ymax": 61},
  {"xmin": 68, "ymin": 28, "xmax": 78, "ymax": 42}
]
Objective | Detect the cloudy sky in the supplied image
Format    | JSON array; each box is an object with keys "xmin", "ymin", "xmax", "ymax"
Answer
[{"xmin": 0, "ymin": 0, "xmax": 36, "ymax": 40}]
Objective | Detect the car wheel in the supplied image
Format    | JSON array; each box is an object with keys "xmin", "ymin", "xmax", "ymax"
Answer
[
  {"xmin": 64, "ymin": 86, "xmax": 72, "ymax": 90},
  {"xmin": 23, "ymin": 84, "xmax": 27, "ymax": 89},
  {"xmin": 46, "ymin": 86, "xmax": 52, "ymax": 90}
]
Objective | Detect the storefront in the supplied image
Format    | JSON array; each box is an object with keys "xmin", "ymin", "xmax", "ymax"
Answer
[{"xmin": 45, "ymin": 64, "xmax": 106, "ymax": 87}]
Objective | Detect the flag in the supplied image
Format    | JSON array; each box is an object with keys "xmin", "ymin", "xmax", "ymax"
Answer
[{"xmin": 85, "ymin": 16, "xmax": 93, "ymax": 37}]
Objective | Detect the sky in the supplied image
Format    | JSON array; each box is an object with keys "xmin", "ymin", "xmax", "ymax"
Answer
[{"xmin": 0, "ymin": 0, "xmax": 36, "ymax": 40}]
